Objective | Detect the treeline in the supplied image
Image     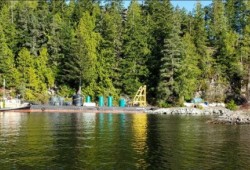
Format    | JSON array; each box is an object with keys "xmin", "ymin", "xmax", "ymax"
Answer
[{"xmin": 0, "ymin": 0, "xmax": 249, "ymax": 106}]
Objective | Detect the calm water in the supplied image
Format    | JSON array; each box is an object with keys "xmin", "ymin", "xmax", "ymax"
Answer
[{"xmin": 0, "ymin": 112, "xmax": 250, "ymax": 169}]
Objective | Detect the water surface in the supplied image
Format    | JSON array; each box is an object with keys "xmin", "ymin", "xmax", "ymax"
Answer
[{"xmin": 0, "ymin": 112, "xmax": 250, "ymax": 169}]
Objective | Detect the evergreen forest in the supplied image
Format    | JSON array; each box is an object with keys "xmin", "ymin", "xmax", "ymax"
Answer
[{"xmin": 0, "ymin": 0, "xmax": 250, "ymax": 106}]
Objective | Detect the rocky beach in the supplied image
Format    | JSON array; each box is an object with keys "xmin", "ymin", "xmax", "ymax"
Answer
[{"xmin": 146, "ymin": 106, "xmax": 250, "ymax": 125}]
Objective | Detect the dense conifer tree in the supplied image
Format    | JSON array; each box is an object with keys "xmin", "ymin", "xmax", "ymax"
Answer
[
  {"xmin": 0, "ymin": 25, "xmax": 19, "ymax": 88},
  {"xmin": 0, "ymin": 4, "xmax": 17, "ymax": 52},
  {"xmin": 145, "ymin": 0, "xmax": 173, "ymax": 104},
  {"xmin": 63, "ymin": 11, "xmax": 101, "ymax": 97},
  {"xmin": 176, "ymin": 33, "xmax": 201, "ymax": 101},
  {"xmin": 157, "ymin": 10, "xmax": 182, "ymax": 105},
  {"xmin": 121, "ymin": 0, "xmax": 150, "ymax": 97},
  {"xmin": 16, "ymin": 48, "xmax": 39, "ymax": 100},
  {"xmin": 98, "ymin": 1, "xmax": 123, "ymax": 91},
  {"xmin": 192, "ymin": 2, "xmax": 215, "ymax": 95}
]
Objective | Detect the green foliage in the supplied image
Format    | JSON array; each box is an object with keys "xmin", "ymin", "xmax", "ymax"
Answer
[
  {"xmin": 0, "ymin": 25, "xmax": 18, "ymax": 87},
  {"xmin": 226, "ymin": 100, "xmax": 237, "ymax": 110},
  {"xmin": 57, "ymin": 85, "xmax": 74, "ymax": 98},
  {"xmin": 225, "ymin": 0, "xmax": 246, "ymax": 33},
  {"xmin": 158, "ymin": 100, "xmax": 171, "ymax": 108},
  {"xmin": 240, "ymin": 3, "xmax": 250, "ymax": 100},
  {"xmin": 35, "ymin": 92, "xmax": 50, "ymax": 104},
  {"xmin": 121, "ymin": 0, "xmax": 150, "ymax": 97},
  {"xmin": 0, "ymin": 5, "xmax": 17, "ymax": 51},
  {"xmin": 176, "ymin": 33, "xmax": 201, "ymax": 101},
  {"xmin": 36, "ymin": 48, "xmax": 55, "ymax": 88},
  {"xmin": 157, "ymin": 11, "xmax": 182, "ymax": 104},
  {"xmin": 47, "ymin": 13, "xmax": 63, "ymax": 73},
  {"xmin": 16, "ymin": 48, "xmax": 54, "ymax": 102},
  {"xmin": 146, "ymin": 0, "xmax": 174, "ymax": 103},
  {"xmin": 98, "ymin": 1, "xmax": 123, "ymax": 90},
  {"xmin": 17, "ymin": 48, "xmax": 35, "ymax": 82},
  {"xmin": 75, "ymin": 12, "xmax": 100, "ymax": 86},
  {"xmin": 0, "ymin": 0, "xmax": 249, "ymax": 105}
]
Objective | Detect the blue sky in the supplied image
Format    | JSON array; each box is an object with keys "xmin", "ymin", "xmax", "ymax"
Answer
[
  {"xmin": 171, "ymin": 1, "xmax": 212, "ymax": 11},
  {"xmin": 122, "ymin": 1, "xmax": 212, "ymax": 11}
]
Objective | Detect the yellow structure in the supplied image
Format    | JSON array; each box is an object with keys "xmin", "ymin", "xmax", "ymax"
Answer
[{"xmin": 132, "ymin": 85, "xmax": 147, "ymax": 107}]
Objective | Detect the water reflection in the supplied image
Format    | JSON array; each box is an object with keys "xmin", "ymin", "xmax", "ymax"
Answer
[
  {"xmin": 119, "ymin": 113, "xmax": 126, "ymax": 128},
  {"xmin": 0, "ymin": 113, "xmax": 250, "ymax": 169},
  {"xmin": 0, "ymin": 112, "xmax": 22, "ymax": 137},
  {"xmin": 132, "ymin": 114, "xmax": 148, "ymax": 169}
]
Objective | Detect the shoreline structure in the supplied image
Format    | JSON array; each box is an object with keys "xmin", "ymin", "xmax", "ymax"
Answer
[{"xmin": 5, "ymin": 105, "xmax": 250, "ymax": 125}]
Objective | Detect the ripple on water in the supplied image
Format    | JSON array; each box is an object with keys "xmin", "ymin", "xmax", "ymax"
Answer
[{"xmin": 1, "ymin": 113, "xmax": 250, "ymax": 169}]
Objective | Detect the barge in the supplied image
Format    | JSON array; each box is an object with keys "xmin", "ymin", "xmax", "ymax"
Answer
[{"xmin": 28, "ymin": 105, "xmax": 151, "ymax": 113}]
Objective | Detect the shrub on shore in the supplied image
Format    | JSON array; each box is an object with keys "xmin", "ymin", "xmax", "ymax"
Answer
[{"xmin": 226, "ymin": 100, "xmax": 237, "ymax": 111}]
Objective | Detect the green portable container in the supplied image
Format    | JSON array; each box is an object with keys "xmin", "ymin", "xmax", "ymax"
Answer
[
  {"xmin": 119, "ymin": 99, "xmax": 126, "ymax": 107},
  {"xmin": 86, "ymin": 96, "xmax": 91, "ymax": 103},
  {"xmin": 99, "ymin": 96, "xmax": 104, "ymax": 107},
  {"xmin": 108, "ymin": 96, "xmax": 113, "ymax": 107}
]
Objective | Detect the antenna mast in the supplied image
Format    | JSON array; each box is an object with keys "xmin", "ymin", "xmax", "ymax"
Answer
[{"xmin": 3, "ymin": 79, "xmax": 5, "ymax": 99}]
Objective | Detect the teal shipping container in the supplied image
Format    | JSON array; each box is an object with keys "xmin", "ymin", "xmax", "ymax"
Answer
[
  {"xmin": 86, "ymin": 96, "xmax": 91, "ymax": 103},
  {"xmin": 99, "ymin": 96, "xmax": 104, "ymax": 107},
  {"xmin": 108, "ymin": 96, "xmax": 113, "ymax": 107},
  {"xmin": 119, "ymin": 99, "xmax": 126, "ymax": 107}
]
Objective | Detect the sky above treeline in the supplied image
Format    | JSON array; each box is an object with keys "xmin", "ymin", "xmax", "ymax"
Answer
[
  {"xmin": 119, "ymin": 0, "xmax": 212, "ymax": 11},
  {"xmin": 171, "ymin": 0, "xmax": 212, "ymax": 11}
]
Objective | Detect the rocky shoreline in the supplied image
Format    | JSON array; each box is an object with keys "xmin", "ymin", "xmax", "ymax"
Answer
[
  {"xmin": 146, "ymin": 107, "xmax": 250, "ymax": 125},
  {"xmin": 209, "ymin": 110, "xmax": 250, "ymax": 125},
  {"xmin": 146, "ymin": 107, "xmax": 229, "ymax": 116}
]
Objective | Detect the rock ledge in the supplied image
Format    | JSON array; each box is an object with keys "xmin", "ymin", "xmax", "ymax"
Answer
[{"xmin": 146, "ymin": 107, "xmax": 250, "ymax": 124}]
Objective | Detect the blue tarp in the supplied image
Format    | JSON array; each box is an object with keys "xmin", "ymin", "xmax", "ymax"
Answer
[{"xmin": 191, "ymin": 98, "xmax": 203, "ymax": 103}]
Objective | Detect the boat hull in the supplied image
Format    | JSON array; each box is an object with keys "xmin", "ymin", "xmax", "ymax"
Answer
[{"xmin": 0, "ymin": 105, "xmax": 31, "ymax": 111}]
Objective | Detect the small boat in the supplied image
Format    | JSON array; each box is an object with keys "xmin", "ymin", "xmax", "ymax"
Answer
[
  {"xmin": 0, "ymin": 98, "xmax": 30, "ymax": 111},
  {"xmin": 0, "ymin": 79, "xmax": 30, "ymax": 111}
]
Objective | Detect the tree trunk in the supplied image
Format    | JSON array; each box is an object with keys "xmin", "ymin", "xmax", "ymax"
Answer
[{"xmin": 246, "ymin": 67, "xmax": 250, "ymax": 102}]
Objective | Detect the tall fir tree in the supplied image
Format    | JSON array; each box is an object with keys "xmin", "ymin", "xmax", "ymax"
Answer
[
  {"xmin": 15, "ymin": 1, "xmax": 48, "ymax": 56},
  {"xmin": 98, "ymin": 1, "xmax": 123, "ymax": 91},
  {"xmin": 145, "ymin": 0, "xmax": 173, "ymax": 104},
  {"xmin": 176, "ymin": 33, "xmax": 201, "ymax": 101},
  {"xmin": 63, "ymin": 11, "xmax": 101, "ymax": 97},
  {"xmin": 193, "ymin": 2, "xmax": 215, "ymax": 96},
  {"xmin": 210, "ymin": 0, "xmax": 241, "ymax": 99},
  {"xmin": 16, "ymin": 48, "xmax": 40, "ymax": 101},
  {"xmin": 36, "ymin": 48, "xmax": 55, "ymax": 90},
  {"xmin": 121, "ymin": 0, "xmax": 150, "ymax": 97},
  {"xmin": 47, "ymin": 13, "xmax": 64, "ymax": 75},
  {"xmin": 0, "ymin": 25, "xmax": 19, "ymax": 88},
  {"xmin": 0, "ymin": 4, "xmax": 17, "ymax": 52},
  {"xmin": 157, "ymin": 10, "xmax": 183, "ymax": 105}
]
